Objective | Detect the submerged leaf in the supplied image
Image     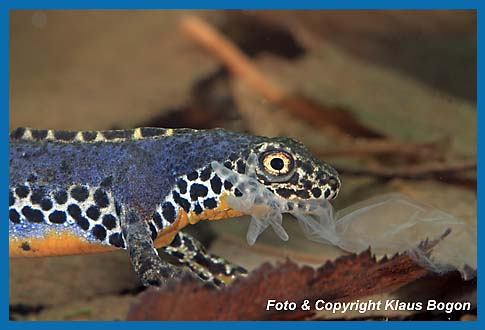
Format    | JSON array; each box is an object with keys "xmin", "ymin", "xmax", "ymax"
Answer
[{"xmin": 127, "ymin": 248, "xmax": 467, "ymax": 320}]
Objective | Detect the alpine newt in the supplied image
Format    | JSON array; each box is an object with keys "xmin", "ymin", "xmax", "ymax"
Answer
[{"xmin": 9, "ymin": 127, "xmax": 340, "ymax": 287}]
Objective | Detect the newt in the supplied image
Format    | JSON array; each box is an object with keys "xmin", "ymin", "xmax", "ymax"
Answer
[{"xmin": 9, "ymin": 127, "xmax": 340, "ymax": 287}]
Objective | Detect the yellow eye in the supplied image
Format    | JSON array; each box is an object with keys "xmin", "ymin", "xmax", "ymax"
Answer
[{"xmin": 262, "ymin": 151, "xmax": 294, "ymax": 176}]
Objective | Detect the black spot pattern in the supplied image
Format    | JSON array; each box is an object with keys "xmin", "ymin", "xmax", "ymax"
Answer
[
  {"xmin": 67, "ymin": 204, "xmax": 90, "ymax": 230},
  {"xmin": 76, "ymin": 217, "xmax": 90, "ymax": 231},
  {"xmin": 236, "ymin": 160, "xmax": 246, "ymax": 174},
  {"xmin": 194, "ymin": 252, "xmax": 211, "ymax": 267},
  {"xmin": 187, "ymin": 171, "xmax": 198, "ymax": 181},
  {"xmin": 82, "ymin": 131, "xmax": 97, "ymax": 141},
  {"xmin": 296, "ymin": 190, "xmax": 310, "ymax": 199},
  {"xmin": 197, "ymin": 272, "xmax": 210, "ymax": 280},
  {"xmin": 301, "ymin": 179, "xmax": 313, "ymax": 190},
  {"xmin": 177, "ymin": 178, "xmax": 188, "ymax": 194},
  {"xmin": 94, "ymin": 189, "xmax": 109, "ymax": 208},
  {"xmin": 31, "ymin": 129, "xmax": 47, "ymax": 140},
  {"xmin": 70, "ymin": 186, "xmax": 89, "ymax": 202},
  {"xmin": 223, "ymin": 180, "xmax": 233, "ymax": 190},
  {"xmin": 102, "ymin": 214, "xmax": 117, "ymax": 230},
  {"xmin": 210, "ymin": 176, "xmax": 222, "ymax": 195},
  {"xmin": 40, "ymin": 198, "xmax": 53, "ymax": 211},
  {"xmin": 54, "ymin": 130, "xmax": 76, "ymax": 141},
  {"xmin": 183, "ymin": 236, "xmax": 195, "ymax": 250},
  {"xmin": 148, "ymin": 222, "xmax": 158, "ymax": 241},
  {"xmin": 194, "ymin": 203, "xmax": 203, "ymax": 215},
  {"xmin": 109, "ymin": 233, "xmax": 125, "ymax": 248},
  {"xmin": 190, "ymin": 184, "xmax": 208, "ymax": 201},
  {"xmin": 54, "ymin": 190, "xmax": 68, "ymax": 204},
  {"xmin": 140, "ymin": 127, "xmax": 165, "ymax": 137},
  {"xmin": 311, "ymin": 187, "xmax": 322, "ymax": 198},
  {"xmin": 49, "ymin": 211, "xmax": 67, "ymax": 224},
  {"xmin": 171, "ymin": 234, "xmax": 182, "ymax": 247},
  {"xmin": 14, "ymin": 185, "xmax": 27, "ymax": 199},
  {"xmin": 203, "ymin": 198, "xmax": 217, "ymax": 209},
  {"xmin": 86, "ymin": 205, "xmax": 101, "ymax": 220},
  {"xmin": 232, "ymin": 265, "xmax": 247, "ymax": 275},
  {"xmin": 10, "ymin": 127, "xmax": 25, "ymax": 139},
  {"xmin": 30, "ymin": 188, "xmax": 45, "ymax": 205},
  {"xmin": 20, "ymin": 242, "xmax": 31, "ymax": 251},
  {"xmin": 223, "ymin": 161, "xmax": 233, "ymax": 170},
  {"xmin": 92, "ymin": 225, "xmax": 107, "ymax": 241},
  {"xmin": 115, "ymin": 201, "xmax": 122, "ymax": 216},
  {"xmin": 212, "ymin": 278, "xmax": 224, "ymax": 287},
  {"xmin": 171, "ymin": 251, "xmax": 185, "ymax": 259},
  {"xmin": 100, "ymin": 176, "xmax": 113, "ymax": 188},
  {"xmin": 298, "ymin": 160, "xmax": 314, "ymax": 176},
  {"xmin": 162, "ymin": 202, "xmax": 176, "ymax": 223},
  {"xmin": 324, "ymin": 189, "xmax": 330, "ymax": 199},
  {"xmin": 276, "ymin": 187, "xmax": 294, "ymax": 199},
  {"xmin": 22, "ymin": 206, "xmax": 44, "ymax": 223},
  {"xmin": 234, "ymin": 189, "xmax": 243, "ymax": 197},
  {"xmin": 9, "ymin": 191, "xmax": 14, "ymax": 206},
  {"xmin": 173, "ymin": 191, "xmax": 190, "ymax": 213},
  {"xmin": 102, "ymin": 130, "xmax": 133, "ymax": 140},
  {"xmin": 153, "ymin": 211, "xmax": 164, "ymax": 229},
  {"xmin": 67, "ymin": 204, "xmax": 82, "ymax": 219},
  {"xmin": 199, "ymin": 167, "xmax": 212, "ymax": 181},
  {"xmin": 9, "ymin": 209, "xmax": 20, "ymax": 223}
]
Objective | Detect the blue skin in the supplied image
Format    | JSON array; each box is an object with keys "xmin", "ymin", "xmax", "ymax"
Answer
[
  {"xmin": 10, "ymin": 129, "xmax": 264, "ymax": 218},
  {"xmin": 10, "ymin": 128, "xmax": 341, "ymax": 285}
]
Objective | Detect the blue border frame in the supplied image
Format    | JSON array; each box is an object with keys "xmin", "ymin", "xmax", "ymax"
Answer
[
  {"xmin": 2, "ymin": 1, "xmax": 480, "ymax": 328},
  {"xmin": 1, "ymin": 0, "xmax": 482, "ymax": 9}
]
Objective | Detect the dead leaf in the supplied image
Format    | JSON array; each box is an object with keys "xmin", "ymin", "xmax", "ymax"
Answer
[{"xmin": 127, "ymin": 249, "xmax": 439, "ymax": 320}]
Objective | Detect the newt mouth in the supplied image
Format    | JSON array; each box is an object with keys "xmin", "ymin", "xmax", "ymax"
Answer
[{"xmin": 211, "ymin": 153, "xmax": 337, "ymax": 245}]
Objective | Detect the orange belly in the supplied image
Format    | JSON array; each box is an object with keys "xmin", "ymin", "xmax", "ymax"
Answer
[
  {"xmin": 10, "ymin": 195, "xmax": 244, "ymax": 257},
  {"xmin": 153, "ymin": 194, "xmax": 244, "ymax": 247},
  {"xmin": 9, "ymin": 228, "xmax": 118, "ymax": 257}
]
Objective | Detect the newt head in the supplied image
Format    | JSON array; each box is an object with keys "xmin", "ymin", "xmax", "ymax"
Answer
[
  {"xmin": 249, "ymin": 137, "xmax": 340, "ymax": 201},
  {"xmin": 210, "ymin": 136, "xmax": 341, "ymax": 245}
]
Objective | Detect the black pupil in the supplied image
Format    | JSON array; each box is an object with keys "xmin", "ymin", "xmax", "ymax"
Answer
[{"xmin": 270, "ymin": 157, "xmax": 285, "ymax": 171}]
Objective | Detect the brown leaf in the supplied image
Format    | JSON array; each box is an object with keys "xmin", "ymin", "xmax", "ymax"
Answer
[
  {"xmin": 278, "ymin": 94, "xmax": 386, "ymax": 140},
  {"xmin": 127, "ymin": 249, "xmax": 436, "ymax": 320}
]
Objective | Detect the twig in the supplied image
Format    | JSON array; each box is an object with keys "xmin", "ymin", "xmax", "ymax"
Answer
[
  {"xmin": 337, "ymin": 159, "xmax": 476, "ymax": 180},
  {"xmin": 315, "ymin": 136, "xmax": 450, "ymax": 160},
  {"xmin": 182, "ymin": 16, "xmax": 285, "ymax": 103},
  {"xmin": 181, "ymin": 15, "xmax": 452, "ymax": 162},
  {"xmin": 181, "ymin": 16, "xmax": 354, "ymax": 142}
]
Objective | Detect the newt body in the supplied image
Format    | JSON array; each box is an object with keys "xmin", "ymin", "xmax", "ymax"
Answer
[{"xmin": 9, "ymin": 127, "xmax": 340, "ymax": 286}]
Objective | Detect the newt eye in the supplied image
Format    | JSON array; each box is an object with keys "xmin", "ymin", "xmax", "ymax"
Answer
[{"xmin": 261, "ymin": 150, "xmax": 294, "ymax": 176}]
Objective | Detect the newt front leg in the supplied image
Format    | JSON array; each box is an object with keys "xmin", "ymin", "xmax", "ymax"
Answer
[
  {"xmin": 121, "ymin": 207, "xmax": 185, "ymax": 286},
  {"xmin": 9, "ymin": 127, "xmax": 340, "ymax": 288},
  {"xmin": 162, "ymin": 231, "xmax": 248, "ymax": 287}
]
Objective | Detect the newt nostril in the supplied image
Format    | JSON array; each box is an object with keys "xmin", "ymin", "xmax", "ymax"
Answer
[{"xmin": 328, "ymin": 176, "xmax": 340, "ymax": 191}]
